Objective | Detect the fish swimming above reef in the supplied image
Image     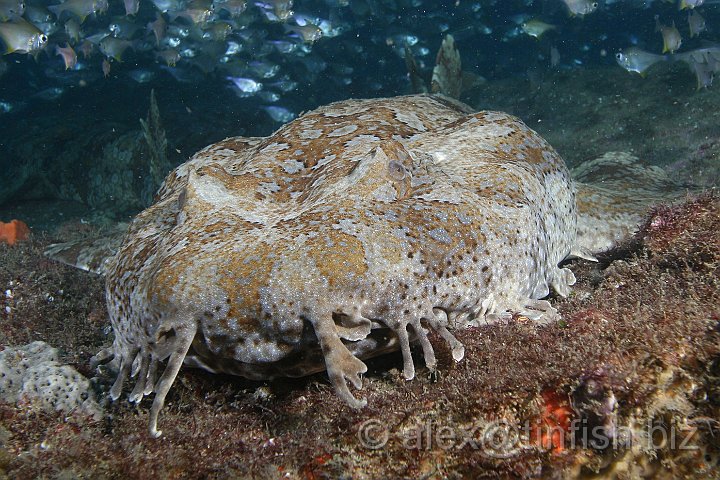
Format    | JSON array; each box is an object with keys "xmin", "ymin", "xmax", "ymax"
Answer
[
  {"xmin": 45, "ymin": 94, "xmax": 691, "ymax": 437},
  {"xmin": 0, "ymin": 0, "xmax": 718, "ymax": 106},
  {"xmin": 561, "ymin": 0, "xmax": 599, "ymax": 16},
  {"xmin": 48, "ymin": 0, "xmax": 109, "ymax": 23},
  {"xmin": 55, "ymin": 42, "xmax": 77, "ymax": 69},
  {"xmin": 98, "ymin": 35, "xmax": 133, "ymax": 61},
  {"xmin": 227, "ymin": 75, "xmax": 263, "ymax": 93},
  {"xmin": 675, "ymin": 45, "xmax": 720, "ymax": 88},
  {"xmin": 687, "ymin": 10, "xmax": 705, "ymax": 38},
  {"xmin": 680, "ymin": 0, "xmax": 705, "ymax": 8},
  {"xmin": 0, "ymin": 15, "xmax": 48, "ymax": 54},
  {"xmin": 616, "ymin": 44, "xmax": 720, "ymax": 88},
  {"xmin": 655, "ymin": 15, "xmax": 682, "ymax": 54},
  {"xmin": 615, "ymin": 47, "xmax": 667, "ymax": 75},
  {"xmin": 521, "ymin": 18, "xmax": 556, "ymax": 39},
  {"xmin": 261, "ymin": 104, "xmax": 294, "ymax": 121}
]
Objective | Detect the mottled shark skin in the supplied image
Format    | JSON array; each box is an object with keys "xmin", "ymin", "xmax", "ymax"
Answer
[
  {"xmin": 86, "ymin": 94, "xmax": 579, "ymax": 436},
  {"xmin": 572, "ymin": 151, "xmax": 689, "ymax": 253},
  {"xmin": 44, "ymin": 96, "xmax": 692, "ymax": 437}
]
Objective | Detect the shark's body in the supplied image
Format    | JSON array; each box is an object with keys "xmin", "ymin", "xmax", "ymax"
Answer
[{"xmin": 46, "ymin": 95, "xmax": 686, "ymax": 436}]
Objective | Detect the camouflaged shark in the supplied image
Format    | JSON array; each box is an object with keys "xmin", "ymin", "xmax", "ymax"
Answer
[{"xmin": 46, "ymin": 94, "xmax": 685, "ymax": 437}]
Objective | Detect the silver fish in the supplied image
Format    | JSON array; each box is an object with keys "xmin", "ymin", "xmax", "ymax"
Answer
[
  {"xmin": 256, "ymin": 90, "xmax": 280, "ymax": 102},
  {"xmin": 688, "ymin": 59, "xmax": 714, "ymax": 89},
  {"xmin": 48, "ymin": 0, "xmax": 109, "ymax": 22},
  {"xmin": 615, "ymin": 47, "xmax": 666, "ymax": 75},
  {"xmin": 284, "ymin": 22, "xmax": 322, "ymax": 43},
  {"xmin": 124, "ymin": 0, "xmax": 139, "ymax": 15},
  {"xmin": 127, "ymin": 68, "xmax": 155, "ymax": 82},
  {"xmin": 262, "ymin": 104, "xmax": 295, "ymax": 122},
  {"xmin": 675, "ymin": 46, "xmax": 720, "ymax": 79},
  {"xmin": 24, "ymin": 5, "xmax": 59, "ymax": 35},
  {"xmin": 655, "ymin": 16, "xmax": 682, "ymax": 54},
  {"xmin": 64, "ymin": 17, "xmax": 81, "ymax": 42},
  {"xmin": 99, "ymin": 35, "xmax": 132, "ymax": 61},
  {"xmin": 213, "ymin": 0, "xmax": 246, "ymax": 16},
  {"xmin": 680, "ymin": 0, "xmax": 704, "ymax": 9},
  {"xmin": 268, "ymin": 77, "xmax": 297, "ymax": 92},
  {"xmin": 249, "ymin": 59, "xmax": 279, "ymax": 78},
  {"xmin": 0, "ymin": 100, "xmax": 16, "ymax": 112},
  {"xmin": 227, "ymin": 75, "xmax": 262, "ymax": 92},
  {"xmin": 31, "ymin": 86, "xmax": 65, "ymax": 100},
  {"xmin": 109, "ymin": 17, "xmax": 144, "ymax": 39},
  {"xmin": 562, "ymin": 0, "xmax": 598, "ymax": 16},
  {"xmin": 688, "ymin": 10, "xmax": 705, "ymax": 38},
  {"xmin": 0, "ymin": 16, "xmax": 48, "ymax": 54}
]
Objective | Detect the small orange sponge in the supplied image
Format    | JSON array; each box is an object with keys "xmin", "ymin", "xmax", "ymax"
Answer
[{"xmin": 0, "ymin": 219, "xmax": 31, "ymax": 245}]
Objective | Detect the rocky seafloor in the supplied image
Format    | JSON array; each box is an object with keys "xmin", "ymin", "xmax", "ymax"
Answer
[{"xmin": 0, "ymin": 64, "xmax": 719, "ymax": 479}]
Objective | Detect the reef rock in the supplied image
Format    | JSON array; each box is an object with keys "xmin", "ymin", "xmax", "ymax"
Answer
[{"xmin": 0, "ymin": 341, "xmax": 101, "ymax": 419}]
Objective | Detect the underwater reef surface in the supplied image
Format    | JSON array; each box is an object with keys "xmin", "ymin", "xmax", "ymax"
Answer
[{"xmin": 0, "ymin": 193, "xmax": 718, "ymax": 478}]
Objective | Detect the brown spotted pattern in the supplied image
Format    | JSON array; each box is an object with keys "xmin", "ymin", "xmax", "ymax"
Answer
[{"xmin": 97, "ymin": 94, "xmax": 578, "ymax": 436}]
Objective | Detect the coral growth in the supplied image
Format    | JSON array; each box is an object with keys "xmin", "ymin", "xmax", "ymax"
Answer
[
  {"xmin": 431, "ymin": 34, "xmax": 462, "ymax": 99},
  {"xmin": 0, "ymin": 341, "xmax": 101, "ymax": 419},
  {"xmin": 0, "ymin": 220, "xmax": 30, "ymax": 246},
  {"xmin": 86, "ymin": 91, "xmax": 171, "ymax": 216},
  {"xmin": 139, "ymin": 89, "xmax": 170, "ymax": 192},
  {"xmin": 531, "ymin": 389, "xmax": 574, "ymax": 453}
]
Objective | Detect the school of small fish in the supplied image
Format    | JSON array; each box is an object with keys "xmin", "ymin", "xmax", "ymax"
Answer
[
  {"xmin": 615, "ymin": 8, "xmax": 719, "ymax": 89},
  {"xmin": 0, "ymin": 0, "xmax": 719, "ymax": 117}
]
